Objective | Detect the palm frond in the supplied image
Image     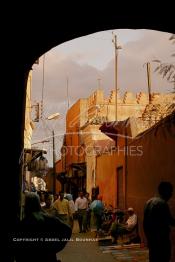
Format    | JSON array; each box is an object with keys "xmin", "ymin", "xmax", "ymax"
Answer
[
  {"xmin": 154, "ymin": 66, "xmax": 161, "ymax": 72},
  {"xmin": 167, "ymin": 70, "xmax": 174, "ymax": 81},
  {"xmin": 155, "ymin": 63, "xmax": 175, "ymax": 81},
  {"xmin": 159, "ymin": 67, "xmax": 166, "ymax": 74},
  {"xmin": 153, "ymin": 35, "xmax": 174, "ymax": 89}
]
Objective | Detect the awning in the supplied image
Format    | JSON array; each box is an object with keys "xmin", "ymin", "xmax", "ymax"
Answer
[{"xmin": 100, "ymin": 117, "xmax": 138, "ymax": 142}]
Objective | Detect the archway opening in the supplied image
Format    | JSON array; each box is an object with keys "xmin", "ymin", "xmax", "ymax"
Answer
[{"xmin": 22, "ymin": 28, "xmax": 175, "ymax": 246}]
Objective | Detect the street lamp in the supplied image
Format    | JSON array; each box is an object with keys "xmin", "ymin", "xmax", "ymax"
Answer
[
  {"xmin": 47, "ymin": 112, "xmax": 60, "ymax": 194},
  {"xmin": 143, "ymin": 60, "xmax": 161, "ymax": 104},
  {"xmin": 47, "ymin": 112, "xmax": 60, "ymax": 120},
  {"xmin": 112, "ymin": 33, "xmax": 122, "ymax": 121}
]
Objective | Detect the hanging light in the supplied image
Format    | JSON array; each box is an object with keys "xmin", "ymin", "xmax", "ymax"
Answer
[
  {"xmin": 29, "ymin": 154, "xmax": 48, "ymax": 177},
  {"xmin": 38, "ymin": 155, "xmax": 48, "ymax": 171}
]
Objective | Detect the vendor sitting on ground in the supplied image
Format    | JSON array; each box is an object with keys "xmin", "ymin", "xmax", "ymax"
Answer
[{"xmin": 110, "ymin": 207, "xmax": 139, "ymax": 244}]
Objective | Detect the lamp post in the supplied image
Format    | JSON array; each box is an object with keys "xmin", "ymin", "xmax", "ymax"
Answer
[
  {"xmin": 47, "ymin": 112, "xmax": 60, "ymax": 194},
  {"xmin": 143, "ymin": 60, "xmax": 161, "ymax": 104},
  {"xmin": 112, "ymin": 33, "xmax": 122, "ymax": 121}
]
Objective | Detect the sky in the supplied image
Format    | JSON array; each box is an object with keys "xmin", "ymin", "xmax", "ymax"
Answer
[{"xmin": 31, "ymin": 29, "xmax": 174, "ymax": 166}]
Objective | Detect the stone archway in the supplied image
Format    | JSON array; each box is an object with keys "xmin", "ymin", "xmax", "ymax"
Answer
[{"xmin": 4, "ymin": 10, "xmax": 174, "ymax": 261}]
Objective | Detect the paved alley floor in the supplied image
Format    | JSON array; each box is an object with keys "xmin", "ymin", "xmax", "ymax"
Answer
[
  {"xmin": 57, "ymin": 219, "xmax": 115, "ymax": 262},
  {"xmin": 99, "ymin": 244, "xmax": 149, "ymax": 262},
  {"xmin": 57, "ymin": 220, "xmax": 149, "ymax": 262}
]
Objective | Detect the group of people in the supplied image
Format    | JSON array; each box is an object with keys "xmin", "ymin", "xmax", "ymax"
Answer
[
  {"xmin": 75, "ymin": 192, "xmax": 107, "ymax": 234},
  {"xmin": 107, "ymin": 181, "xmax": 175, "ymax": 262},
  {"xmin": 36, "ymin": 191, "xmax": 76, "ymax": 229},
  {"xmin": 13, "ymin": 191, "xmax": 72, "ymax": 262},
  {"xmin": 108, "ymin": 181, "xmax": 175, "ymax": 262},
  {"xmin": 14, "ymin": 181, "xmax": 175, "ymax": 262},
  {"xmin": 28, "ymin": 190, "xmax": 109, "ymax": 235},
  {"xmin": 37, "ymin": 190, "xmax": 105, "ymax": 234}
]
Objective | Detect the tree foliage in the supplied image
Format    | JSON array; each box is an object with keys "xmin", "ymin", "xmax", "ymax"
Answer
[
  {"xmin": 154, "ymin": 63, "xmax": 175, "ymax": 81},
  {"xmin": 154, "ymin": 34, "xmax": 175, "ymax": 88}
]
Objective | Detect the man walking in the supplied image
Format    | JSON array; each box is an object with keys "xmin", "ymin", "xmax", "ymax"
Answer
[
  {"xmin": 75, "ymin": 191, "xmax": 88, "ymax": 233},
  {"xmin": 53, "ymin": 192, "xmax": 71, "ymax": 225},
  {"xmin": 143, "ymin": 181, "xmax": 175, "ymax": 262}
]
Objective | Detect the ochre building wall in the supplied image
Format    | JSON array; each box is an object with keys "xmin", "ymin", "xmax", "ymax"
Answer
[{"xmin": 126, "ymin": 114, "xmax": 175, "ymax": 254}]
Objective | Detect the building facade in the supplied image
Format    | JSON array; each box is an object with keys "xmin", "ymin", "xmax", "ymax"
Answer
[
  {"xmin": 24, "ymin": 70, "xmax": 34, "ymax": 149},
  {"xmin": 95, "ymin": 111, "xmax": 175, "ymax": 256},
  {"xmin": 23, "ymin": 70, "xmax": 48, "ymax": 193},
  {"xmin": 57, "ymin": 88, "xmax": 175, "ymax": 199}
]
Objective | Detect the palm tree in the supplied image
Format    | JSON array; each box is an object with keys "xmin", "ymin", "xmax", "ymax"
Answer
[{"xmin": 154, "ymin": 34, "xmax": 175, "ymax": 92}]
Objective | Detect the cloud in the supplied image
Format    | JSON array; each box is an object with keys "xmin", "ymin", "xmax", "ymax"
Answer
[
  {"xmin": 102, "ymin": 30, "xmax": 174, "ymax": 95},
  {"xmin": 31, "ymin": 29, "xmax": 175, "ymax": 165}
]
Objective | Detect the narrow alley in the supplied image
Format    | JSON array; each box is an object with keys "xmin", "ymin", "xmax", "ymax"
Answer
[{"xmin": 20, "ymin": 29, "xmax": 175, "ymax": 262}]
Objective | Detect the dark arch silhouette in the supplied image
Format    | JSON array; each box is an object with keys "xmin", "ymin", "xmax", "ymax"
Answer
[{"xmin": 4, "ymin": 8, "xmax": 174, "ymax": 260}]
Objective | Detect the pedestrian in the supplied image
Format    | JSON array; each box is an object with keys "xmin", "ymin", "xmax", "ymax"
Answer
[
  {"xmin": 53, "ymin": 191, "xmax": 71, "ymax": 225},
  {"xmin": 42, "ymin": 193, "xmax": 58, "ymax": 217},
  {"xmin": 75, "ymin": 191, "xmax": 88, "ymax": 233},
  {"xmin": 143, "ymin": 181, "xmax": 175, "ymax": 262},
  {"xmin": 13, "ymin": 192, "xmax": 72, "ymax": 262},
  {"xmin": 85, "ymin": 192, "xmax": 91, "ymax": 231},
  {"xmin": 90, "ymin": 195, "xmax": 104, "ymax": 235},
  {"xmin": 64, "ymin": 193, "xmax": 75, "ymax": 229}
]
